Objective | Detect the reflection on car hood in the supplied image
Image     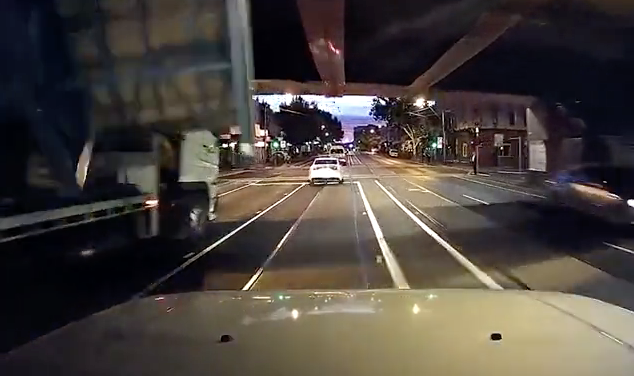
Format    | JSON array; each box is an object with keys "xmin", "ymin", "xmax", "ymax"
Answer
[{"xmin": 3, "ymin": 289, "xmax": 634, "ymax": 375}]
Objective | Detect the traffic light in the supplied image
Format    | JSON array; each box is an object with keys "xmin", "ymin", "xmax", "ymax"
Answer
[{"xmin": 271, "ymin": 140, "xmax": 280, "ymax": 149}]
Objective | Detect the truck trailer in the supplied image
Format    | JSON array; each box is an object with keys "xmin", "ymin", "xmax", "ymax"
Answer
[{"xmin": 0, "ymin": 0, "xmax": 254, "ymax": 252}]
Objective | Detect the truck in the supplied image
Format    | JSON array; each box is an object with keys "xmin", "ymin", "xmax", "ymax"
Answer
[{"xmin": 0, "ymin": 0, "xmax": 255, "ymax": 253}]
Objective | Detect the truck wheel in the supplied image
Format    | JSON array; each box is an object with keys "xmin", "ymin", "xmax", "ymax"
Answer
[{"xmin": 188, "ymin": 204, "xmax": 208, "ymax": 239}]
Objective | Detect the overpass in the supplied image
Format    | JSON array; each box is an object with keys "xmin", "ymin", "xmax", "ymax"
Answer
[
  {"xmin": 252, "ymin": 0, "xmax": 634, "ymax": 107},
  {"xmin": 1, "ymin": 0, "xmax": 632, "ymax": 195}
]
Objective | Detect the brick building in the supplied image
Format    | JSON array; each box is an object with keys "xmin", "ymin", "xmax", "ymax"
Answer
[{"xmin": 436, "ymin": 91, "xmax": 536, "ymax": 170}]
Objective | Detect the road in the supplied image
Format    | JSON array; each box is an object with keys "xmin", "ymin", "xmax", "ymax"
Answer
[{"xmin": 4, "ymin": 152, "xmax": 634, "ymax": 353}]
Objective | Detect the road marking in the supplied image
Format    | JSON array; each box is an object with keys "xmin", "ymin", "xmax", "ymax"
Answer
[
  {"xmin": 405, "ymin": 199, "xmax": 445, "ymax": 229},
  {"xmin": 375, "ymin": 180, "xmax": 503, "ymax": 290},
  {"xmin": 242, "ymin": 190, "xmax": 321, "ymax": 290},
  {"xmin": 405, "ymin": 179, "xmax": 458, "ymax": 205},
  {"xmin": 135, "ymin": 184, "xmax": 307, "ymax": 298},
  {"xmin": 604, "ymin": 242, "xmax": 634, "ymax": 256},
  {"xmin": 218, "ymin": 181, "xmax": 260, "ymax": 197},
  {"xmin": 355, "ymin": 181, "xmax": 410, "ymax": 289},
  {"xmin": 253, "ymin": 182, "xmax": 305, "ymax": 186},
  {"xmin": 219, "ymin": 169, "xmax": 251, "ymax": 178},
  {"xmin": 408, "ymin": 188, "xmax": 429, "ymax": 192},
  {"xmin": 217, "ymin": 180, "xmax": 238, "ymax": 188},
  {"xmin": 462, "ymin": 194, "xmax": 490, "ymax": 205},
  {"xmin": 456, "ymin": 176, "xmax": 546, "ymax": 199}
]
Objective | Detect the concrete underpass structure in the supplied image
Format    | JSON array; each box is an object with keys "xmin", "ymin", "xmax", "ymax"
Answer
[{"xmin": 0, "ymin": 0, "xmax": 256, "ymax": 199}]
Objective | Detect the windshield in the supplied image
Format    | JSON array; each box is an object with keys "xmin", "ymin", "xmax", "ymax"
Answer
[{"xmin": 4, "ymin": 1, "xmax": 634, "ymax": 372}]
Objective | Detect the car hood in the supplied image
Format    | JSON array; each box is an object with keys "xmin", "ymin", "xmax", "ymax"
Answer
[{"xmin": 3, "ymin": 289, "xmax": 634, "ymax": 375}]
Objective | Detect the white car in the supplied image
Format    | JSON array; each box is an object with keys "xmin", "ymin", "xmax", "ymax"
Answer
[
  {"xmin": 388, "ymin": 149, "xmax": 399, "ymax": 157},
  {"xmin": 329, "ymin": 146, "xmax": 347, "ymax": 165},
  {"xmin": 309, "ymin": 157, "xmax": 343, "ymax": 185}
]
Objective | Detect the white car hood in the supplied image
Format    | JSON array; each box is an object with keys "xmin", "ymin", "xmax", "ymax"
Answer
[{"xmin": 3, "ymin": 289, "xmax": 634, "ymax": 376}]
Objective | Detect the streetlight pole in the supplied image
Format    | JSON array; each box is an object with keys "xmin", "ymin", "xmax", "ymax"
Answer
[{"xmin": 475, "ymin": 127, "xmax": 480, "ymax": 175}]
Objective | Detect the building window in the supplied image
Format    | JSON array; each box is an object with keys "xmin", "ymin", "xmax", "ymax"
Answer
[
  {"xmin": 491, "ymin": 105, "xmax": 498, "ymax": 127},
  {"xmin": 509, "ymin": 110, "xmax": 516, "ymax": 126},
  {"xmin": 462, "ymin": 143, "xmax": 468, "ymax": 158},
  {"xmin": 473, "ymin": 107, "xmax": 483, "ymax": 125},
  {"xmin": 519, "ymin": 108, "xmax": 526, "ymax": 126},
  {"xmin": 498, "ymin": 144, "xmax": 511, "ymax": 157}
]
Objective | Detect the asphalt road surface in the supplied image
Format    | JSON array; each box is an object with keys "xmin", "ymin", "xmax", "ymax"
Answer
[{"xmin": 4, "ymin": 152, "xmax": 634, "ymax": 353}]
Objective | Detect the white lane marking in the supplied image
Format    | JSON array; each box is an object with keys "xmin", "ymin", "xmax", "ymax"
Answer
[
  {"xmin": 219, "ymin": 169, "xmax": 251, "ymax": 178},
  {"xmin": 408, "ymin": 188, "xmax": 429, "ymax": 192},
  {"xmin": 242, "ymin": 190, "xmax": 321, "ymax": 290},
  {"xmin": 375, "ymin": 180, "xmax": 503, "ymax": 290},
  {"xmin": 135, "ymin": 184, "xmax": 307, "ymax": 297},
  {"xmin": 217, "ymin": 180, "xmax": 238, "ymax": 188},
  {"xmin": 604, "ymin": 242, "xmax": 634, "ymax": 256},
  {"xmin": 456, "ymin": 176, "xmax": 546, "ymax": 199},
  {"xmin": 405, "ymin": 199, "xmax": 445, "ymax": 229},
  {"xmin": 253, "ymin": 182, "xmax": 305, "ymax": 186},
  {"xmin": 462, "ymin": 194, "xmax": 490, "ymax": 205},
  {"xmin": 405, "ymin": 179, "xmax": 458, "ymax": 205},
  {"xmin": 218, "ymin": 181, "xmax": 260, "ymax": 197},
  {"xmin": 355, "ymin": 181, "xmax": 410, "ymax": 289}
]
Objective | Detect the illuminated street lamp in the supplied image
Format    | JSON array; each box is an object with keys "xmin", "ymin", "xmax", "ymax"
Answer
[
  {"xmin": 414, "ymin": 97, "xmax": 436, "ymax": 108},
  {"xmin": 370, "ymin": 129, "xmax": 375, "ymax": 133},
  {"xmin": 325, "ymin": 132, "xmax": 330, "ymax": 137}
]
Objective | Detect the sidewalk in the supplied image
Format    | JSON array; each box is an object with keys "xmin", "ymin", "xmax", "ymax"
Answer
[
  {"xmin": 219, "ymin": 155, "xmax": 315, "ymax": 173},
  {"xmin": 424, "ymin": 161, "xmax": 542, "ymax": 189}
]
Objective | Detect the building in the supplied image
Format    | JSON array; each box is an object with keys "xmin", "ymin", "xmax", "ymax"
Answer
[{"xmin": 436, "ymin": 91, "xmax": 536, "ymax": 170}]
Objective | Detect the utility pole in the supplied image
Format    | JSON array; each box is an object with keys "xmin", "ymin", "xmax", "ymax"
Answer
[{"xmin": 475, "ymin": 127, "xmax": 480, "ymax": 175}]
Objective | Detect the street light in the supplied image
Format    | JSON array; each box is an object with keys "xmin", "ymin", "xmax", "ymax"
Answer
[
  {"xmin": 325, "ymin": 132, "xmax": 330, "ymax": 137},
  {"xmin": 370, "ymin": 129, "xmax": 375, "ymax": 133},
  {"xmin": 412, "ymin": 97, "xmax": 445, "ymax": 163},
  {"xmin": 321, "ymin": 124, "xmax": 326, "ymax": 130},
  {"xmin": 414, "ymin": 97, "xmax": 436, "ymax": 108}
]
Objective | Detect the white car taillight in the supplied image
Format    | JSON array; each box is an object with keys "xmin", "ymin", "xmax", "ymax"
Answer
[{"xmin": 329, "ymin": 165, "xmax": 338, "ymax": 170}]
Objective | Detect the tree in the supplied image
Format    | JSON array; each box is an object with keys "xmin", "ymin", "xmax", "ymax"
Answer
[
  {"xmin": 358, "ymin": 128, "xmax": 382, "ymax": 150},
  {"xmin": 370, "ymin": 97, "xmax": 438, "ymax": 157},
  {"xmin": 273, "ymin": 96, "xmax": 343, "ymax": 145}
]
